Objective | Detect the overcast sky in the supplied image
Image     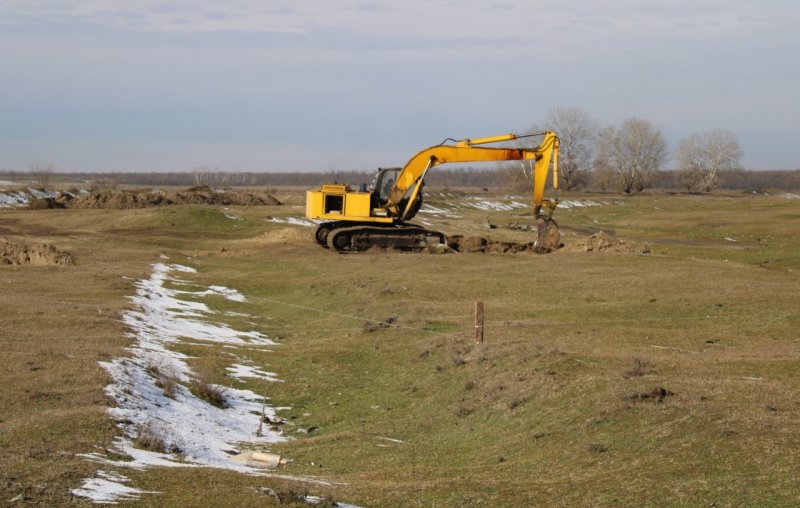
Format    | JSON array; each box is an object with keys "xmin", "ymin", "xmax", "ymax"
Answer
[{"xmin": 1, "ymin": 1, "xmax": 798, "ymax": 172}]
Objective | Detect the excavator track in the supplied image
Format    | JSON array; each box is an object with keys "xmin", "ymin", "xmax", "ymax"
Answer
[
  {"xmin": 323, "ymin": 223, "xmax": 446, "ymax": 252},
  {"xmin": 315, "ymin": 219, "xmax": 562, "ymax": 254},
  {"xmin": 314, "ymin": 221, "xmax": 347, "ymax": 248}
]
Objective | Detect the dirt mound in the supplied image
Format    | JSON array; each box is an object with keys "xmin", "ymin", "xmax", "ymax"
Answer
[
  {"xmin": 566, "ymin": 232, "xmax": 649, "ymax": 254},
  {"xmin": 57, "ymin": 188, "xmax": 281, "ymax": 209},
  {"xmin": 246, "ymin": 228, "xmax": 310, "ymax": 245},
  {"xmin": 28, "ymin": 197, "xmax": 66, "ymax": 210},
  {"xmin": 1, "ymin": 239, "xmax": 74, "ymax": 266}
]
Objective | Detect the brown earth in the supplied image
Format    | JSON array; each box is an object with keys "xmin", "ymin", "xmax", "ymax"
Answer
[
  {"xmin": 28, "ymin": 198, "xmax": 66, "ymax": 210},
  {"xmin": 245, "ymin": 228, "xmax": 311, "ymax": 245},
  {"xmin": 1, "ymin": 239, "xmax": 74, "ymax": 266},
  {"xmin": 443, "ymin": 231, "xmax": 646, "ymax": 255},
  {"xmin": 32, "ymin": 186, "xmax": 282, "ymax": 210},
  {"xmin": 565, "ymin": 232, "xmax": 650, "ymax": 254},
  {"xmin": 445, "ymin": 235, "xmax": 537, "ymax": 254}
]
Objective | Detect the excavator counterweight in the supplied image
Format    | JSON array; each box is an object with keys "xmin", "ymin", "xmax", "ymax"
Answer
[{"xmin": 305, "ymin": 131, "xmax": 562, "ymax": 253}]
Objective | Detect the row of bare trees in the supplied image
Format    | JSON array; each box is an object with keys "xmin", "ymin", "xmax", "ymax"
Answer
[{"xmin": 513, "ymin": 107, "xmax": 745, "ymax": 194}]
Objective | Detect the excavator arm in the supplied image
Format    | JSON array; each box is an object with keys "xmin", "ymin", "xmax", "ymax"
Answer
[{"xmin": 386, "ymin": 131, "xmax": 560, "ymax": 221}]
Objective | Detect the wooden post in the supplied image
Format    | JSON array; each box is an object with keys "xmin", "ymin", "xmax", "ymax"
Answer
[{"xmin": 475, "ymin": 301, "xmax": 484, "ymax": 344}]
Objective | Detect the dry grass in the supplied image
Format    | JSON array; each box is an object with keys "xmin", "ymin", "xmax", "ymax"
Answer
[
  {"xmin": 146, "ymin": 360, "xmax": 181, "ymax": 398},
  {"xmin": 133, "ymin": 421, "xmax": 179, "ymax": 454},
  {"xmin": 189, "ymin": 375, "xmax": 228, "ymax": 408},
  {"xmin": 2, "ymin": 190, "xmax": 799, "ymax": 506},
  {"xmin": 623, "ymin": 354, "xmax": 652, "ymax": 378}
]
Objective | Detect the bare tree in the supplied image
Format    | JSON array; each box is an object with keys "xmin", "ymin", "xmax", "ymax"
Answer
[
  {"xmin": 675, "ymin": 129, "xmax": 743, "ymax": 192},
  {"xmin": 30, "ymin": 161, "xmax": 56, "ymax": 190},
  {"xmin": 594, "ymin": 118, "xmax": 668, "ymax": 193},
  {"xmin": 506, "ymin": 107, "xmax": 596, "ymax": 192},
  {"xmin": 543, "ymin": 107, "xmax": 597, "ymax": 189}
]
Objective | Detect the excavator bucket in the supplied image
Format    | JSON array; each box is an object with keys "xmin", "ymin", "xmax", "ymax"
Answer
[{"xmin": 534, "ymin": 217, "xmax": 562, "ymax": 253}]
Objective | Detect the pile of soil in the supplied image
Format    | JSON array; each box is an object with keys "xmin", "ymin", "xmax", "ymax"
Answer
[
  {"xmin": 1, "ymin": 239, "xmax": 74, "ymax": 266},
  {"xmin": 32, "ymin": 187, "xmax": 281, "ymax": 210},
  {"xmin": 247, "ymin": 228, "xmax": 310, "ymax": 245},
  {"xmin": 445, "ymin": 235, "xmax": 542, "ymax": 254},
  {"xmin": 566, "ymin": 232, "xmax": 649, "ymax": 254},
  {"xmin": 27, "ymin": 197, "xmax": 66, "ymax": 210}
]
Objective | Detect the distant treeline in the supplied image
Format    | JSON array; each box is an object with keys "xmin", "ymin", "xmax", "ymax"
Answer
[
  {"xmin": 1, "ymin": 167, "xmax": 798, "ymax": 192},
  {"xmin": 649, "ymin": 168, "xmax": 800, "ymax": 192}
]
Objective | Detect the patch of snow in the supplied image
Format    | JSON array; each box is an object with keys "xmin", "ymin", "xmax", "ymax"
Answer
[
  {"xmin": 418, "ymin": 204, "xmax": 461, "ymax": 218},
  {"xmin": 443, "ymin": 196, "xmax": 620, "ymax": 212},
  {"xmin": 558, "ymin": 199, "xmax": 603, "ymax": 209},
  {"xmin": 780, "ymin": 193, "xmax": 800, "ymax": 199},
  {"xmin": 71, "ymin": 471, "xmax": 158, "ymax": 504},
  {"xmin": 75, "ymin": 263, "xmax": 289, "ymax": 504},
  {"xmin": 268, "ymin": 216, "xmax": 319, "ymax": 227},
  {"xmin": 120, "ymin": 264, "xmax": 273, "ymax": 347},
  {"xmin": 0, "ymin": 187, "xmax": 57, "ymax": 207},
  {"xmin": 78, "ymin": 439, "xmax": 192, "ymax": 471},
  {"xmin": 227, "ymin": 363, "xmax": 280, "ymax": 382},
  {"xmin": 224, "ymin": 213, "xmax": 243, "ymax": 221},
  {"xmin": 304, "ymin": 495, "xmax": 361, "ymax": 508},
  {"xmin": 288, "ymin": 217, "xmax": 319, "ymax": 227},
  {"xmin": 204, "ymin": 285, "xmax": 248, "ymax": 302},
  {"xmin": 724, "ymin": 237, "xmax": 736, "ymax": 242},
  {"xmin": 0, "ymin": 191, "xmax": 30, "ymax": 207},
  {"xmin": 465, "ymin": 199, "xmax": 525, "ymax": 211}
]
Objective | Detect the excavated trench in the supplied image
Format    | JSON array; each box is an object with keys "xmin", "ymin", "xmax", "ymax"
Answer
[{"xmin": 1, "ymin": 239, "xmax": 74, "ymax": 266}]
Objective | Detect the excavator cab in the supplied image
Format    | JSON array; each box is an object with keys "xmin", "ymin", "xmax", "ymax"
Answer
[
  {"xmin": 370, "ymin": 167, "xmax": 423, "ymax": 219},
  {"xmin": 371, "ymin": 167, "xmax": 401, "ymax": 206}
]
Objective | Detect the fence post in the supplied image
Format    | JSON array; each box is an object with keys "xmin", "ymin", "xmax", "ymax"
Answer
[{"xmin": 475, "ymin": 301, "xmax": 484, "ymax": 344}]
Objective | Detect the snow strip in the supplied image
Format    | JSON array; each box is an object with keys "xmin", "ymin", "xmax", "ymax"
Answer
[
  {"xmin": 465, "ymin": 199, "xmax": 525, "ymax": 211},
  {"xmin": 73, "ymin": 263, "xmax": 287, "ymax": 504},
  {"xmin": 0, "ymin": 191, "xmax": 30, "ymax": 207},
  {"xmin": 418, "ymin": 204, "xmax": 461, "ymax": 218},
  {"xmin": 268, "ymin": 216, "xmax": 320, "ymax": 227},
  {"xmin": 0, "ymin": 188, "xmax": 56, "ymax": 207},
  {"xmin": 227, "ymin": 363, "xmax": 280, "ymax": 382},
  {"xmin": 304, "ymin": 495, "xmax": 361, "ymax": 508},
  {"xmin": 72, "ymin": 471, "xmax": 158, "ymax": 504}
]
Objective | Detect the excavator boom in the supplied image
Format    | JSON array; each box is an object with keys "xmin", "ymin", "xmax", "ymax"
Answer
[{"xmin": 387, "ymin": 131, "xmax": 559, "ymax": 221}]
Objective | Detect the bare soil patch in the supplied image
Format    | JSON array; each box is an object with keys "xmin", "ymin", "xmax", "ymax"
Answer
[
  {"xmin": 1, "ymin": 239, "xmax": 74, "ymax": 266},
  {"xmin": 446, "ymin": 235, "xmax": 542, "ymax": 254},
  {"xmin": 245, "ymin": 228, "xmax": 311, "ymax": 245},
  {"xmin": 565, "ymin": 232, "xmax": 650, "ymax": 254}
]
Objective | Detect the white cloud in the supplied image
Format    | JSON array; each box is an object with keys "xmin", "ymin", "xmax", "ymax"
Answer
[{"xmin": 2, "ymin": 0, "xmax": 787, "ymax": 38}]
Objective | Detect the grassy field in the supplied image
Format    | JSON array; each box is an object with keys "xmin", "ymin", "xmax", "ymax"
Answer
[{"xmin": 1, "ymin": 189, "xmax": 799, "ymax": 506}]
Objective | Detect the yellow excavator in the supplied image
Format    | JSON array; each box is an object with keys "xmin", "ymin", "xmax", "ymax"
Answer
[{"xmin": 305, "ymin": 131, "xmax": 561, "ymax": 252}]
